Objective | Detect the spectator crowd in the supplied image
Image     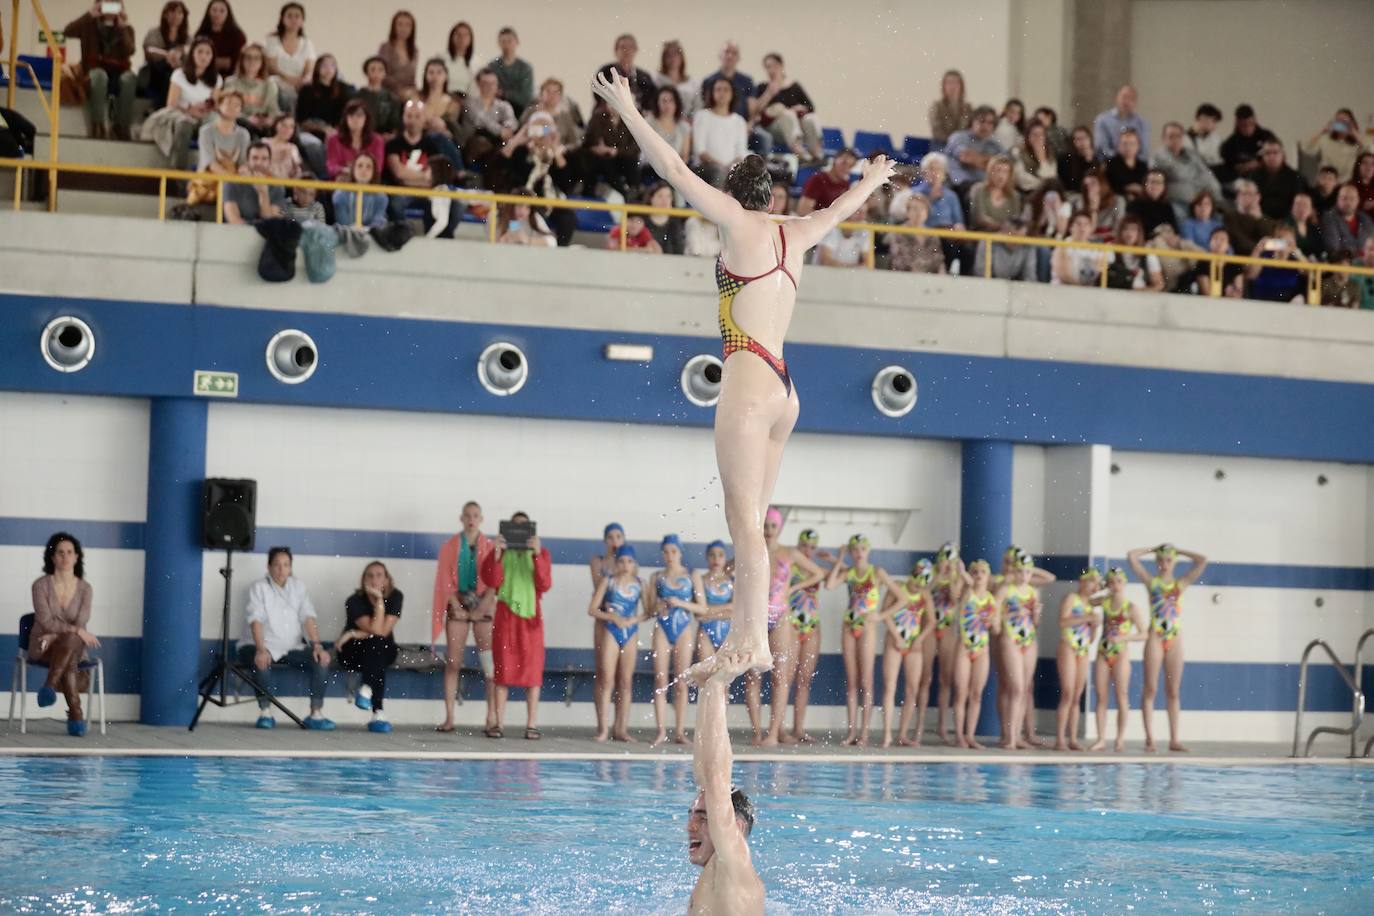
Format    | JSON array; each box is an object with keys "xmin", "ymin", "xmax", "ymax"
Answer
[{"xmin": 3, "ymin": 2, "xmax": 1373, "ymax": 306}]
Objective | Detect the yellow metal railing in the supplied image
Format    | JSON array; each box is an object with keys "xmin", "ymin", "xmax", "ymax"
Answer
[
  {"xmin": 7, "ymin": 0, "xmax": 65, "ymax": 211},
  {"xmin": 3, "ymin": 157, "xmax": 1373, "ymax": 301}
]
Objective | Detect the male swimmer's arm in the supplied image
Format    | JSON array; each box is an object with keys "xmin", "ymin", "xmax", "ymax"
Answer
[
  {"xmin": 1178, "ymin": 548, "xmax": 1209, "ymax": 588},
  {"xmin": 592, "ymin": 69, "xmax": 743, "ymax": 227},
  {"xmin": 784, "ymin": 156, "xmax": 895, "ymax": 251},
  {"xmin": 694, "ymin": 668, "xmax": 752, "ymax": 873}
]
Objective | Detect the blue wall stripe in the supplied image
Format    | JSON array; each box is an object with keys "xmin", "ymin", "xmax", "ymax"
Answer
[
  {"xmin": 6, "ymin": 293, "xmax": 1374, "ymax": 462},
  {"xmin": 4, "ymin": 516, "xmax": 1372, "ymax": 592},
  {"xmin": 2, "ymin": 636, "xmax": 1369, "ymax": 715}
]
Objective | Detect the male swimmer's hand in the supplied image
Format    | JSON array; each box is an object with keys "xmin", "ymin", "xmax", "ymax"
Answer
[
  {"xmin": 860, "ymin": 154, "xmax": 897, "ymax": 188},
  {"xmin": 591, "ymin": 68, "xmax": 636, "ymax": 116}
]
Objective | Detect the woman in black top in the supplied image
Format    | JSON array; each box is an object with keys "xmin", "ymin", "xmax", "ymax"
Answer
[
  {"xmin": 337, "ymin": 561, "xmax": 402, "ymax": 733},
  {"xmin": 643, "ymin": 182, "xmax": 685, "ymax": 254},
  {"xmin": 1104, "ymin": 128, "xmax": 1148, "ymax": 200},
  {"xmin": 1056, "ymin": 125, "xmax": 1097, "ymax": 193},
  {"xmin": 295, "ymin": 54, "xmax": 352, "ymax": 138}
]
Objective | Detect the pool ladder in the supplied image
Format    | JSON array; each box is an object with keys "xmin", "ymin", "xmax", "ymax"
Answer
[{"xmin": 1291, "ymin": 628, "xmax": 1374, "ymax": 758}]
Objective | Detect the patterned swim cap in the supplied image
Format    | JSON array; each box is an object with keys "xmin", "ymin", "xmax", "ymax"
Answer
[
  {"xmin": 1107, "ymin": 566, "xmax": 1128, "ymax": 583},
  {"xmin": 798, "ymin": 529, "xmax": 820, "ymax": 545},
  {"xmin": 969, "ymin": 559, "xmax": 992, "ymax": 574},
  {"xmin": 848, "ymin": 533, "xmax": 870, "ymax": 548},
  {"xmin": 912, "ymin": 558, "xmax": 934, "ymax": 585}
]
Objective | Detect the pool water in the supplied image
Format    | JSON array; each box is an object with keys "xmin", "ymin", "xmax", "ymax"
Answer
[{"xmin": 1, "ymin": 757, "xmax": 1369, "ymax": 914}]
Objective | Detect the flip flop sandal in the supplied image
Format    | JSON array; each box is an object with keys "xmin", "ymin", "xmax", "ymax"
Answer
[
  {"xmin": 484, "ymin": 725, "xmax": 504, "ymax": 739},
  {"xmin": 525, "ymin": 728, "xmax": 541, "ymax": 740}
]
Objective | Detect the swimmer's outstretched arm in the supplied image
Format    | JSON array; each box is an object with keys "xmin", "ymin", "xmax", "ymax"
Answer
[
  {"xmin": 693, "ymin": 653, "xmax": 753, "ymax": 875},
  {"xmin": 778, "ymin": 156, "xmax": 897, "ymax": 252}
]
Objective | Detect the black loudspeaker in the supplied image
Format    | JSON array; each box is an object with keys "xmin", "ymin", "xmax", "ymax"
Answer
[{"xmin": 202, "ymin": 478, "xmax": 257, "ymax": 550}]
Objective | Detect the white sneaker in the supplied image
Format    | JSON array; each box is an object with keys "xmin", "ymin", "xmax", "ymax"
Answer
[{"xmin": 354, "ymin": 684, "xmax": 373, "ymax": 711}]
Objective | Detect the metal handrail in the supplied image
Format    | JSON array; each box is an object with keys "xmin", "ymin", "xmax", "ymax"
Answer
[
  {"xmin": 1353, "ymin": 628, "xmax": 1374, "ymax": 757},
  {"xmin": 1291, "ymin": 638, "xmax": 1365, "ymax": 758},
  {"xmin": 7, "ymin": 0, "xmax": 66, "ymax": 211}
]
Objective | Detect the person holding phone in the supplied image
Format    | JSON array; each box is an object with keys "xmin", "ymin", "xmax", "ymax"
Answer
[
  {"xmin": 64, "ymin": 1, "xmax": 138, "ymax": 140},
  {"xmin": 483, "ymin": 512, "xmax": 553, "ymax": 740}
]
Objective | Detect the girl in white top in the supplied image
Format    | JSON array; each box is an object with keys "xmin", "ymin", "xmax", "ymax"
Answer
[
  {"xmin": 1052, "ymin": 210, "xmax": 1113, "ymax": 285},
  {"xmin": 435, "ymin": 21, "xmax": 475, "ymax": 97},
  {"xmin": 263, "ymin": 2, "xmax": 315, "ymax": 113},
  {"xmin": 691, "ymin": 78, "xmax": 748, "ymax": 187},
  {"xmin": 167, "ymin": 37, "xmax": 222, "ymax": 114}
]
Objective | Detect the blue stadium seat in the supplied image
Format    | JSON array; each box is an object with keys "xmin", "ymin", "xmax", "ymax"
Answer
[
  {"xmin": 0, "ymin": 55, "xmax": 54, "ymax": 90},
  {"xmin": 901, "ymin": 135, "xmax": 932, "ymax": 164},
  {"xmin": 569, "ymin": 197, "xmax": 618, "ymax": 233},
  {"xmin": 791, "ymin": 165, "xmax": 818, "ymax": 197},
  {"xmin": 820, "ymin": 127, "xmax": 845, "ymax": 157},
  {"xmin": 853, "ymin": 130, "xmax": 896, "ymax": 159}
]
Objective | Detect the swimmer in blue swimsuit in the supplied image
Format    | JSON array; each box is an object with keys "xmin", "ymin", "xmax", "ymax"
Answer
[
  {"xmin": 589, "ymin": 544, "xmax": 647, "ymax": 742},
  {"xmin": 589, "ymin": 521, "xmax": 627, "ymax": 740},
  {"xmin": 651, "ymin": 534, "xmax": 697, "ymax": 746},
  {"xmin": 692, "ymin": 540, "xmax": 735, "ymax": 664}
]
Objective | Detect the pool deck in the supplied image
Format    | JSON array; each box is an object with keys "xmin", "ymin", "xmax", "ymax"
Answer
[{"xmin": 3, "ymin": 721, "xmax": 1370, "ymax": 765}]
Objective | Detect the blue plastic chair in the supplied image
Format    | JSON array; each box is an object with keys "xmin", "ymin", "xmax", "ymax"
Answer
[
  {"xmin": 7, "ymin": 613, "xmax": 106, "ymax": 734},
  {"xmin": 820, "ymin": 127, "xmax": 846, "ymax": 157},
  {"xmin": 1, "ymin": 55, "xmax": 55, "ymax": 91},
  {"xmin": 901, "ymin": 136, "xmax": 932, "ymax": 164},
  {"xmin": 853, "ymin": 130, "xmax": 896, "ymax": 159},
  {"xmin": 569, "ymin": 197, "xmax": 618, "ymax": 234}
]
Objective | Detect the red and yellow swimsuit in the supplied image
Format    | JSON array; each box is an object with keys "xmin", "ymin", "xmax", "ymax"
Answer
[{"xmin": 716, "ymin": 225, "xmax": 796, "ymax": 393}]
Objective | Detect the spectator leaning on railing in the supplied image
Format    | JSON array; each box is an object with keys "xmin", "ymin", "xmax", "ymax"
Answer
[
  {"xmin": 1322, "ymin": 183, "xmax": 1374, "ymax": 258},
  {"xmin": 495, "ymin": 187, "xmax": 556, "ymax": 246},
  {"xmin": 1111, "ymin": 215, "xmax": 1164, "ymax": 292},
  {"xmin": 139, "ymin": 1, "xmax": 190, "ymax": 110},
  {"xmin": 332, "ymin": 152, "xmax": 388, "ymax": 227},
  {"xmin": 1182, "ymin": 227, "xmax": 1244, "ymax": 298},
  {"xmin": 65, "ymin": 0, "xmax": 138, "ymax": 141},
  {"xmin": 607, "ymin": 197, "xmax": 662, "ymax": 253},
  {"xmin": 1245, "ymin": 224, "xmax": 1307, "ymax": 304},
  {"xmin": 1051, "ymin": 210, "xmax": 1111, "ymax": 285},
  {"xmin": 1093, "ymin": 85, "xmax": 1149, "ymax": 159},
  {"xmin": 973, "ymin": 214, "xmax": 1037, "ymax": 282},
  {"xmin": 223, "ymin": 141, "xmax": 285, "ymax": 224}
]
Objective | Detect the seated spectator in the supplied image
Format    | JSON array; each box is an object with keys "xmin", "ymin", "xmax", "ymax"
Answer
[
  {"xmin": 385, "ymin": 99, "xmax": 465, "ymax": 238},
  {"xmin": 968, "ymin": 155, "xmax": 1022, "ymax": 233},
  {"xmin": 1220, "ymin": 104, "xmax": 1276, "ymax": 182},
  {"xmin": 643, "ymin": 182, "xmax": 685, "ymax": 254},
  {"xmin": 1152, "ymin": 121, "xmax": 1221, "ymax": 222},
  {"xmin": 1354, "ymin": 152, "xmax": 1374, "ymax": 216},
  {"xmin": 1056, "ymin": 125, "xmax": 1098, "ymax": 193},
  {"xmin": 1185, "ymin": 227, "xmax": 1245, "ymax": 297},
  {"xmin": 886, "ymin": 193, "xmax": 945, "ymax": 274},
  {"xmin": 1052, "ymin": 211, "xmax": 1111, "ymax": 285},
  {"xmin": 751, "ymin": 53, "xmax": 822, "ymax": 163},
  {"xmin": 1024, "ymin": 180, "xmax": 1067, "ymax": 239},
  {"xmin": 508, "ymin": 78, "xmax": 585, "ymax": 157},
  {"xmin": 1321, "ymin": 250, "xmax": 1362, "ymax": 308},
  {"xmin": 224, "ymin": 43, "xmax": 280, "ymax": 135},
  {"xmin": 197, "ymin": 91, "xmax": 251, "ymax": 175},
  {"xmin": 1012, "ymin": 120, "xmax": 1057, "ymax": 193},
  {"xmin": 236, "ymin": 546, "xmax": 334, "ymax": 730},
  {"xmin": 483, "ymin": 511, "xmax": 553, "ymax": 740},
  {"xmin": 457, "ymin": 68, "xmax": 518, "ymax": 170},
  {"xmin": 1147, "ymin": 222, "xmax": 1194, "ymax": 293},
  {"xmin": 578, "ymin": 101, "xmax": 642, "ymax": 200},
  {"xmin": 1126, "ymin": 169, "xmax": 1177, "ymax": 237},
  {"xmin": 418, "ymin": 58, "xmax": 461, "ymax": 138},
  {"xmin": 1032, "ymin": 106, "xmax": 1069, "ymax": 159},
  {"xmin": 1321, "ymin": 183, "xmax": 1374, "ymax": 258},
  {"xmin": 1112, "ymin": 215, "xmax": 1164, "ymax": 291},
  {"xmin": 1187, "ymin": 103, "xmax": 1223, "ymax": 170},
  {"xmin": 1311, "ymin": 164, "xmax": 1341, "ymax": 213},
  {"xmin": 1353, "ymin": 237, "xmax": 1374, "ymax": 309},
  {"xmin": 295, "ymin": 54, "xmax": 352, "ymax": 139},
  {"xmin": 377, "ymin": 11, "xmax": 417, "ymax": 96},
  {"xmin": 913, "ymin": 151, "xmax": 966, "ymax": 270},
  {"xmin": 993, "ymin": 98, "xmax": 1025, "ymax": 152},
  {"xmin": 972, "ymin": 215, "xmax": 1037, "ymax": 281},
  {"xmin": 691, "ymin": 78, "xmax": 748, "ymax": 189},
  {"xmin": 356, "ymin": 57, "xmax": 402, "ymax": 137},
  {"xmin": 264, "ymin": 114, "xmax": 302, "ymax": 178},
  {"xmin": 1104, "ymin": 128, "xmax": 1147, "ymax": 199},
  {"xmin": 815, "ymin": 195, "xmax": 874, "ymax": 267},
  {"xmin": 1245, "ymin": 226, "xmax": 1308, "ymax": 303},
  {"xmin": 64, "ymin": 1, "xmax": 138, "ymax": 141},
  {"xmin": 335, "ymin": 561, "xmax": 402, "ymax": 733},
  {"xmin": 262, "ymin": 2, "xmax": 313, "ymax": 114},
  {"xmin": 656, "ymin": 40, "xmax": 700, "ymax": 121},
  {"xmin": 435, "ymin": 21, "xmax": 475, "ymax": 98},
  {"xmin": 489, "ymin": 26, "xmax": 535, "ymax": 116},
  {"xmin": 770, "ymin": 181, "xmax": 792, "ymax": 216},
  {"xmin": 797, "ymin": 147, "xmax": 857, "ymax": 215},
  {"xmin": 1223, "ymin": 180, "xmax": 1276, "ymax": 255},
  {"xmin": 326, "ymin": 99, "xmax": 385, "ymax": 180},
  {"xmin": 701, "ymin": 40, "xmax": 769, "ymax": 155},
  {"xmin": 1300, "ymin": 109, "xmax": 1362, "ymax": 185},
  {"xmin": 1060, "ymin": 170, "xmax": 1123, "ymax": 242},
  {"xmin": 637, "ymin": 85, "xmax": 690, "ymax": 183},
  {"xmin": 1180, "ymin": 191, "xmax": 1222, "ymax": 249},
  {"xmin": 1093, "ymin": 85, "xmax": 1149, "ymax": 159},
  {"xmin": 223, "ymin": 141, "xmax": 285, "ymax": 224},
  {"xmin": 29, "ymin": 532, "xmax": 99, "ymax": 737},
  {"xmin": 945, "ymin": 106, "xmax": 1003, "ymax": 192},
  {"xmin": 495, "ymin": 187, "xmax": 555, "ymax": 246},
  {"xmin": 509, "ymin": 112, "xmax": 577, "ymax": 245},
  {"xmin": 607, "ymin": 208, "xmax": 663, "ymax": 253},
  {"xmin": 195, "ymin": 0, "xmax": 245, "ymax": 78},
  {"xmin": 140, "ymin": 1, "xmax": 191, "ymax": 110},
  {"xmin": 281, "ymin": 181, "xmax": 323, "ymax": 222},
  {"xmin": 927, "ymin": 69, "xmax": 971, "ymax": 148},
  {"xmin": 596, "ymin": 33, "xmax": 657, "ymax": 112},
  {"xmin": 1285, "ymin": 192, "xmax": 1323, "ymax": 259},
  {"xmin": 332, "ymin": 152, "xmax": 388, "ymax": 227},
  {"xmin": 1252, "ymin": 139, "xmax": 1305, "ymax": 219},
  {"xmin": 684, "ymin": 215, "xmax": 721, "ymax": 258},
  {"xmin": 0, "ymin": 104, "xmax": 37, "ymax": 159}
]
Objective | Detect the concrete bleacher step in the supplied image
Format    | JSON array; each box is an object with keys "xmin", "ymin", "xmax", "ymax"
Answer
[
  {"xmin": 32, "ymin": 135, "xmax": 165, "ymax": 168},
  {"xmin": 8, "ymin": 86, "xmax": 90, "ymax": 138}
]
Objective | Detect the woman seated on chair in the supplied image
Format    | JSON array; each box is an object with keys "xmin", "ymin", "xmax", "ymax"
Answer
[{"xmin": 29, "ymin": 532, "xmax": 100, "ymax": 737}]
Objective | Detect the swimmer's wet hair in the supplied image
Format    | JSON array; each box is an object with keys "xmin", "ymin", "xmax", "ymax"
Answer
[
  {"xmin": 731, "ymin": 787, "xmax": 755, "ymax": 836},
  {"xmin": 725, "ymin": 155, "xmax": 773, "ymax": 212}
]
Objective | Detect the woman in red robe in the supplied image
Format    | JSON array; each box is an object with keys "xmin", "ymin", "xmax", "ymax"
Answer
[{"xmin": 482, "ymin": 512, "xmax": 553, "ymax": 739}]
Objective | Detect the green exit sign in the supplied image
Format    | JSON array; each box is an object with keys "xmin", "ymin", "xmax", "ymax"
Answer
[{"xmin": 194, "ymin": 370, "xmax": 239, "ymax": 398}]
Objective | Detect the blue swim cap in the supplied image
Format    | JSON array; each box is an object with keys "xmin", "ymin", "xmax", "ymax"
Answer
[
  {"xmin": 604, "ymin": 522, "xmax": 624, "ymax": 538},
  {"xmin": 706, "ymin": 539, "xmax": 727, "ymax": 554},
  {"xmin": 661, "ymin": 534, "xmax": 682, "ymax": 550},
  {"xmin": 615, "ymin": 544, "xmax": 637, "ymax": 560}
]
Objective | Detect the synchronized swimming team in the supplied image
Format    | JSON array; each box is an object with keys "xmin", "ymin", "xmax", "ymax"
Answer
[{"xmin": 586, "ymin": 513, "xmax": 1207, "ymax": 752}]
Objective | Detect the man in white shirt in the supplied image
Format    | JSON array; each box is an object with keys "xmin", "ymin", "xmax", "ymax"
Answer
[
  {"xmin": 236, "ymin": 546, "xmax": 335, "ymax": 729},
  {"xmin": 814, "ymin": 195, "xmax": 873, "ymax": 267}
]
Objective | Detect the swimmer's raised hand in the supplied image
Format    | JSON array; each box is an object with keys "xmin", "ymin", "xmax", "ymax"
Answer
[
  {"xmin": 859, "ymin": 154, "xmax": 897, "ymax": 188},
  {"xmin": 591, "ymin": 68, "xmax": 636, "ymax": 116}
]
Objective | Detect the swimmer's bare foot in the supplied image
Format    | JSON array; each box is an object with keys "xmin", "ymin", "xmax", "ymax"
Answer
[
  {"xmin": 942, "ymin": 732, "xmax": 959, "ymax": 748},
  {"xmin": 955, "ymin": 735, "xmax": 972, "ymax": 749},
  {"xmin": 881, "ymin": 734, "xmax": 893, "ymax": 748},
  {"xmin": 592, "ymin": 729, "xmax": 610, "ymax": 743},
  {"xmin": 612, "ymin": 730, "xmax": 636, "ymax": 743},
  {"xmin": 1143, "ymin": 739, "xmax": 1157, "ymax": 753},
  {"xmin": 839, "ymin": 730, "xmax": 858, "ymax": 747},
  {"xmin": 719, "ymin": 636, "xmax": 773, "ymax": 673},
  {"xmin": 1068, "ymin": 740, "xmax": 1084, "ymax": 751},
  {"xmin": 1023, "ymin": 734, "xmax": 1047, "ymax": 748},
  {"xmin": 650, "ymin": 729, "xmax": 667, "ymax": 747},
  {"xmin": 1169, "ymin": 741, "xmax": 1190, "ymax": 753},
  {"xmin": 1115, "ymin": 737, "xmax": 1126, "ymax": 753},
  {"xmin": 794, "ymin": 732, "xmax": 815, "ymax": 744},
  {"xmin": 757, "ymin": 733, "xmax": 779, "ymax": 747},
  {"xmin": 898, "ymin": 734, "xmax": 918, "ymax": 747},
  {"xmin": 1054, "ymin": 739, "xmax": 1069, "ymax": 751},
  {"xmin": 779, "ymin": 731, "xmax": 799, "ymax": 745},
  {"xmin": 1086, "ymin": 738, "xmax": 1106, "ymax": 752},
  {"xmin": 674, "ymin": 730, "xmax": 689, "ymax": 745},
  {"xmin": 968, "ymin": 737, "xmax": 987, "ymax": 750}
]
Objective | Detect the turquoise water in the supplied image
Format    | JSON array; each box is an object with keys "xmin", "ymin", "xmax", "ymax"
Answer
[{"xmin": 0, "ymin": 757, "xmax": 1370, "ymax": 913}]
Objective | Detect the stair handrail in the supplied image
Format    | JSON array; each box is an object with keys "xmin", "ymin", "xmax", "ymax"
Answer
[{"xmin": 1352, "ymin": 628, "xmax": 1374, "ymax": 758}]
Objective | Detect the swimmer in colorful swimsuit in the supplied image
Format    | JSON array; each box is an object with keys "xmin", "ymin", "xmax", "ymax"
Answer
[
  {"xmin": 650, "ymin": 534, "xmax": 698, "ymax": 747},
  {"xmin": 995, "ymin": 550, "xmax": 1047, "ymax": 750},
  {"xmin": 588, "ymin": 544, "xmax": 649, "ymax": 743},
  {"xmin": 588, "ymin": 522, "xmax": 627, "ymax": 741},
  {"xmin": 780, "ymin": 529, "xmax": 836, "ymax": 744},
  {"xmin": 746, "ymin": 508, "xmax": 826, "ymax": 746},
  {"xmin": 1088, "ymin": 567, "xmax": 1147, "ymax": 752},
  {"xmin": 825, "ymin": 534, "xmax": 900, "ymax": 747},
  {"xmin": 593, "ymin": 69, "xmax": 895, "ymax": 679},
  {"xmin": 991, "ymin": 544, "xmax": 1057, "ymax": 750},
  {"xmin": 929, "ymin": 543, "xmax": 963, "ymax": 745},
  {"xmin": 952, "ymin": 559, "xmax": 1001, "ymax": 750},
  {"xmin": 878, "ymin": 559, "xmax": 935, "ymax": 748},
  {"xmin": 691, "ymin": 541, "xmax": 736, "ymax": 667},
  {"xmin": 1054, "ymin": 568, "xmax": 1103, "ymax": 751},
  {"xmin": 1128, "ymin": 542, "xmax": 1208, "ymax": 753}
]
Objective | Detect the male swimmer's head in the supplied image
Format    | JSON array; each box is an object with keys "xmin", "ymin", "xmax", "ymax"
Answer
[
  {"xmin": 725, "ymin": 154, "xmax": 773, "ymax": 212},
  {"xmin": 687, "ymin": 787, "xmax": 755, "ymax": 866}
]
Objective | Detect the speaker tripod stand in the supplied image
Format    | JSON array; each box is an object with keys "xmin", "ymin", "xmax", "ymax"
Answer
[{"xmin": 189, "ymin": 549, "xmax": 305, "ymax": 731}]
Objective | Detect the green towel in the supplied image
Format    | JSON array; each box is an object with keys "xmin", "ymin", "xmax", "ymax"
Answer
[{"xmin": 498, "ymin": 549, "xmax": 537, "ymax": 619}]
